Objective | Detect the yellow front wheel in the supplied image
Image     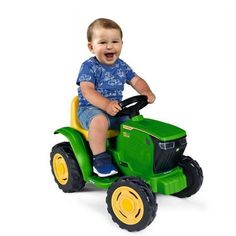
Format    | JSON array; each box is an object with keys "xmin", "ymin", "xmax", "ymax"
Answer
[{"xmin": 106, "ymin": 177, "xmax": 157, "ymax": 231}]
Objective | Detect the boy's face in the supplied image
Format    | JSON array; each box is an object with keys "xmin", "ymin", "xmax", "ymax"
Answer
[{"xmin": 88, "ymin": 27, "xmax": 123, "ymax": 66}]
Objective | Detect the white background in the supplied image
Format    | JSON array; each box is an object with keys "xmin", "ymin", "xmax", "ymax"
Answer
[{"xmin": 0, "ymin": 0, "xmax": 235, "ymax": 235}]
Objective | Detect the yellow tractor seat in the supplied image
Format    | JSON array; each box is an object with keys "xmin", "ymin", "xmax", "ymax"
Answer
[{"xmin": 70, "ymin": 96, "xmax": 119, "ymax": 141}]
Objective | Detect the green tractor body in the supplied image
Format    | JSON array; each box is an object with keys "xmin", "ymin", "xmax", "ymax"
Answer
[{"xmin": 55, "ymin": 114, "xmax": 187, "ymax": 195}]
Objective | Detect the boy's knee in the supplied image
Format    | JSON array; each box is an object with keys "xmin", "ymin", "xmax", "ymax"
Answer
[{"xmin": 90, "ymin": 115, "xmax": 109, "ymax": 128}]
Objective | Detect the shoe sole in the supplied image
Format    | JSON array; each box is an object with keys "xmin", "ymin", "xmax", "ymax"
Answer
[{"xmin": 93, "ymin": 167, "xmax": 118, "ymax": 177}]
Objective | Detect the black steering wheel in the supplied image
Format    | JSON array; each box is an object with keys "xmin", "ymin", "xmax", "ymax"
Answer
[{"xmin": 115, "ymin": 95, "xmax": 148, "ymax": 118}]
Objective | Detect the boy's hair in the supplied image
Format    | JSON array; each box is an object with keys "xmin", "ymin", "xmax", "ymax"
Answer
[{"xmin": 87, "ymin": 18, "xmax": 123, "ymax": 42}]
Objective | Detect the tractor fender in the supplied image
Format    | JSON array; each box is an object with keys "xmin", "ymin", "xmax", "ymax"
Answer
[{"xmin": 54, "ymin": 127, "xmax": 92, "ymax": 181}]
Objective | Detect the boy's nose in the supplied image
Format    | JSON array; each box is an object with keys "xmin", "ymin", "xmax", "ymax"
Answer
[{"xmin": 106, "ymin": 43, "xmax": 113, "ymax": 49}]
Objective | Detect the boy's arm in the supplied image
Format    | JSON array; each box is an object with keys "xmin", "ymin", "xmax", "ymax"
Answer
[
  {"xmin": 130, "ymin": 75, "xmax": 156, "ymax": 103},
  {"xmin": 80, "ymin": 81, "xmax": 121, "ymax": 116}
]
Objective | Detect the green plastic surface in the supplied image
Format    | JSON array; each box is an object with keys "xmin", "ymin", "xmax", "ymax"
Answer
[{"xmin": 124, "ymin": 115, "xmax": 186, "ymax": 141}]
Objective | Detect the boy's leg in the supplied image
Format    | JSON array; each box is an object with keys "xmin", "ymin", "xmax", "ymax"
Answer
[
  {"xmin": 88, "ymin": 115, "xmax": 108, "ymax": 155},
  {"xmin": 88, "ymin": 114, "xmax": 118, "ymax": 177}
]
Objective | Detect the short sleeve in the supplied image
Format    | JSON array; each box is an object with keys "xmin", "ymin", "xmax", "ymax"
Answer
[
  {"xmin": 126, "ymin": 66, "xmax": 136, "ymax": 83},
  {"xmin": 76, "ymin": 59, "xmax": 96, "ymax": 86},
  {"xmin": 119, "ymin": 60, "xmax": 136, "ymax": 84}
]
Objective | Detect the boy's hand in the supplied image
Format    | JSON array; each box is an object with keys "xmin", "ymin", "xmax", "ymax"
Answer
[
  {"xmin": 105, "ymin": 100, "xmax": 122, "ymax": 116},
  {"xmin": 141, "ymin": 91, "xmax": 156, "ymax": 104}
]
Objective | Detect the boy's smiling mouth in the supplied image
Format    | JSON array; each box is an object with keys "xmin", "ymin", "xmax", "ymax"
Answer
[{"xmin": 104, "ymin": 52, "xmax": 115, "ymax": 59}]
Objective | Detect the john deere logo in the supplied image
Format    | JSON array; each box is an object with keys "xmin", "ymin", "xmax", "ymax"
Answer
[{"xmin": 123, "ymin": 125, "xmax": 133, "ymax": 130}]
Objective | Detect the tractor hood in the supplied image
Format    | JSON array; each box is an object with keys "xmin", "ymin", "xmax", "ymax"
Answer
[{"xmin": 123, "ymin": 115, "xmax": 186, "ymax": 141}]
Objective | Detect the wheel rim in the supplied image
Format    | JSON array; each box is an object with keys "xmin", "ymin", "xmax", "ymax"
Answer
[
  {"xmin": 111, "ymin": 186, "xmax": 144, "ymax": 225},
  {"xmin": 52, "ymin": 153, "xmax": 69, "ymax": 185}
]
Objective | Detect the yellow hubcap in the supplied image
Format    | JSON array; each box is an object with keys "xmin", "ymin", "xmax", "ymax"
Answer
[
  {"xmin": 53, "ymin": 153, "xmax": 69, "ymax": 185},
  {"xmin": 111, "ymin": 186, "xmax": 144, "ymax": 225}
]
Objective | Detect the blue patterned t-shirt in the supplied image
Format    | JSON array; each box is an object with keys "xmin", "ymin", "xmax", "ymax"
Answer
[{"xmin": 76, "ymin": 57, "xmax": 136, "ymax": 107}]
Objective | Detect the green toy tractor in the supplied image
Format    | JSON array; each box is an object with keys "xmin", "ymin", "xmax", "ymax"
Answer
[{"xmin": 50, "ymin": 95, "xmax": 203, "ymax": 231}]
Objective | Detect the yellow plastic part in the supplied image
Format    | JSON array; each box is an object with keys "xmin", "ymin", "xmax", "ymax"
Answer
[
  {"xmin": 70, "ymin": 96, "xmax": 119, "ymax": 141},
  {"xmin": 111, "ymin": 186, "xmax": 144, "ymax": 225},
  {"xmin": 52, "ymin": 153, "xmax": 69, "ymax": 185}
]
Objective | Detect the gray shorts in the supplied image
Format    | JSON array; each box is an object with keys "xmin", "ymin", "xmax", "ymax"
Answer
[{"xmin": 78, "ymin": 106, "xmax": 129, "ymax": 130}]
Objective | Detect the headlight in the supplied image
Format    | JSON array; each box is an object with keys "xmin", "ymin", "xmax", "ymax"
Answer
[
  {"xmin": 158, "ymin": 138, "xmax": 187, "ymax": 150},
  {"xmin": 159, "ymin": 142, "xmax": 175, "ymax": 150}
]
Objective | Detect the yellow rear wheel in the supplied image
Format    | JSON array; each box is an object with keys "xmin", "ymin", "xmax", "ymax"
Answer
[
  {"xmin": 52, "ymin": 153, "xmax": 69, "ymax": 185},
  {"xmin": 106, "ymin": 177, "xmax": 157, "ymax": 231},
  {"xmin": 50, "ymin": 142, "xmax": 85, "ymax": 192}
]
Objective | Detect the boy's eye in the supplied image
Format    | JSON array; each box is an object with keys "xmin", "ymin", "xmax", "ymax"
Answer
[
  {"xmin": 99, "ymin": 41, "xmax": 106, "ymax": 44},
  {"xmin": 112, "ymin": 40, "xmax": 119, "ymax": 43}
]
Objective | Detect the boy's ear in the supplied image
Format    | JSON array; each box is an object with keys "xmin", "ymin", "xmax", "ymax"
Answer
[{"xmin": 88, "ymin": 42, "xmax": 94, "ymax": 53}]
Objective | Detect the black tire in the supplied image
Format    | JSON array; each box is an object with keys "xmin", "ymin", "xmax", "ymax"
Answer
[
  {"xmin": 173, "ymin": 156, "xmax": 203, "ymax": 198},
  {"xmin": 106, "ymin": 176, "xmax": 157, "ymax": 232},
  {"xmin": 50, "ymin": 142, "xmax": 85, "ymax": 192}
]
